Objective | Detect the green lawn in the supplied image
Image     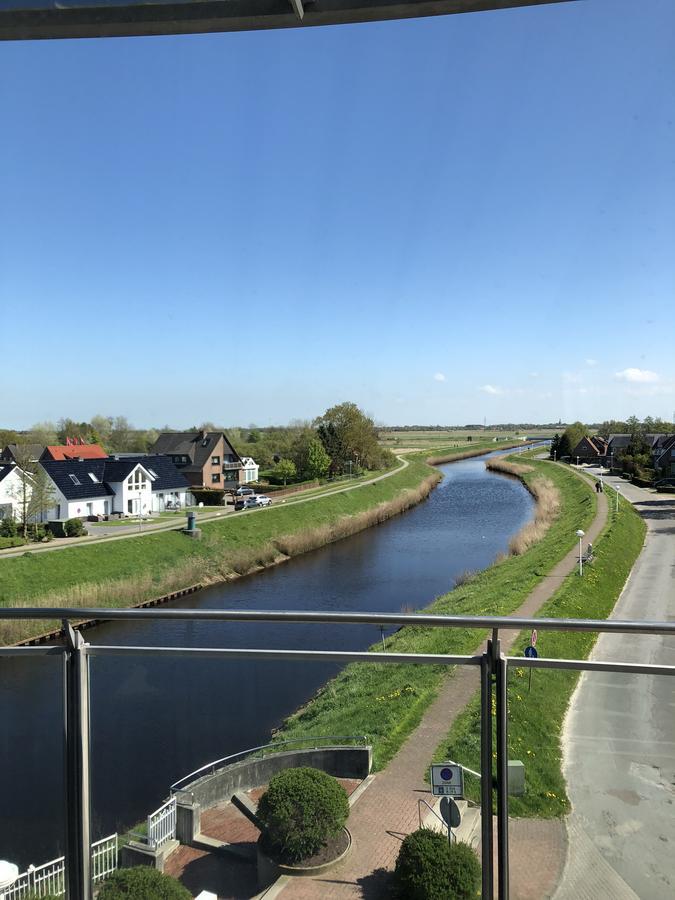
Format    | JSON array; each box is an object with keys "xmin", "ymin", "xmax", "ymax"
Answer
[
  {"xmin": 434, "ymin": 484, "xmax": 646, "ymax": 816},
  {"xmin": 274, "ymin": 459, "xmax": 597, "ymax": 770}
]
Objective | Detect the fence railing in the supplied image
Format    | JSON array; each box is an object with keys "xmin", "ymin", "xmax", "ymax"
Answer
[
  {"xmin": 147, "ymin": 796, "xmax": 177, "ymax": 849},
  {"xmin": 2, "ymin": 834, "xmax": 117, "ymax": 899},
  {"xmin": 170, "ymin": 734, "xmax": 368, "ymax": 794}
]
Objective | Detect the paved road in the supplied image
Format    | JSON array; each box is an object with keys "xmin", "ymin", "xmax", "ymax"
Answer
[{"xmin": 557, "ymin": 469, "xmax": 675, "ymax": 900}]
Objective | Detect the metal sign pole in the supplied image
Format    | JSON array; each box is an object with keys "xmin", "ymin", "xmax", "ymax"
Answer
[
  {"xmin": 480, "ymin": 650, "xmax": 494, "ymax": 900},
  {"xmin": 63, "ymin": 622, "xmax": 92, "ymax": 900},
  {"xmin": 496, "ymin": 650, "xmax": 510, "ymax": 900}
]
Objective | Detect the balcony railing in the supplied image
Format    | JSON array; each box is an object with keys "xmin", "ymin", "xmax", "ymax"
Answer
[{"xmin": 0, "ymin": 607, "xmax": 673, "ymax": 900}]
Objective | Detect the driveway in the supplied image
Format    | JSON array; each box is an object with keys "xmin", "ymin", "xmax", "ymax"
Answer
[{"xmin": 556, "ymin": 468, "xmax": 675, "ymax": 900}]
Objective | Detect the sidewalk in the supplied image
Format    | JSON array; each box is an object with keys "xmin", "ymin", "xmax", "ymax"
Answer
[{"xmin": 278, "ymin": 468, "xmax": 608, "ymax": 900}]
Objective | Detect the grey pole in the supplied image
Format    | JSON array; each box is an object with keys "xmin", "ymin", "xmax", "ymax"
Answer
[
  {"xmin": 495, "ymin": 650, "xmax": 509, "ymax": 899},
  {"xmin": 63, "ymin": 622, "xmax": 92, "ymax": 900},
  {"xmin": 480, "ymin": 652, "xmax": 494, "ymax": 900}
]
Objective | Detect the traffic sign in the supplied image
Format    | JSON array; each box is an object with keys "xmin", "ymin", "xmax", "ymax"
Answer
[
  {"xmin": 524, "ymin": 646, "xmax": 538, "ymax": 658},
  {"xmin": 531, "ymin": 629, "xmax": 538, "ymax": 647},
  {"xmin": 440, "ymin": 796, "xmax": 462, "ymax": 828},
  {"xmin": 430, "ymin": 763, "xmax": 464, "ymax": 798}
]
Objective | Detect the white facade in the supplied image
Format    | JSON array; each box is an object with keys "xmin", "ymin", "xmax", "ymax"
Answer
[
  {"xmin": 48, "ymin": 491, "xmax": 112, "ymax": 521},
  {"xmin": 241, "ymin": 457, "xmax": 259, "ymax": 484},
  {"xmin": 0, "ymin": 466, "xmax": 32, "ymax": 520},
  {"xmin": 152, "ymin": 489, "xmax": 189, "ymax": 512}
]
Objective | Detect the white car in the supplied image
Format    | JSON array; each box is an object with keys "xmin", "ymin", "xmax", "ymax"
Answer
[{"xmin": 254, "ymin": 495, "xmax": 272, "ymax": 507}]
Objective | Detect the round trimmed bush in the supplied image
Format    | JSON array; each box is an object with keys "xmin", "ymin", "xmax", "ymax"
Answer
[
  {"xmin": 393, "ymin": 829, "xmax": 481, "ymax": 900},
  {"xmin": 97, "ymin": 866, "xmax": 191, "ymax": 899},
  {"xmin": 257, "ymin": 767, "xmax": 349, "ymax": 863},
  {"xmin": 64, "ymin": 517, "xmax": 86, "ymax": 537}
]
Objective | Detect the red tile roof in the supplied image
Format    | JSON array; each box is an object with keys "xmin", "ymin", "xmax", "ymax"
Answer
[{"xmin": 44, "ymin": 444, "xmax": 108, "ymax": 461}]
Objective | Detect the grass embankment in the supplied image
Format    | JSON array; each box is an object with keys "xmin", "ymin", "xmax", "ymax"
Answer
[
  {"xmin": 274, "ymin": 460, "xmax": 596, "ymax": 770},
  {"xmin": 434, "ymin": 483, "xmax": 646, "ymax": 816},
  {"xmin": 2, "ymin": 450, "xmax": 484, "ymax": 644}
]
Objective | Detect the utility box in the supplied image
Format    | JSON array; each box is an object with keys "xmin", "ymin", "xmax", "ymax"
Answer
[{"xmin": 508, "ymin": 760, "xmax": 525, "ymax": 796}]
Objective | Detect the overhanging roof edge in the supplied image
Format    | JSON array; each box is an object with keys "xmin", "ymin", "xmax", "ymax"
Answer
[{"xmin": 1, "ymin": 0, "xmax": 577, "ymax": 42}]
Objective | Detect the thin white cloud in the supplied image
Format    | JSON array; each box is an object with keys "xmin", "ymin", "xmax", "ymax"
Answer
[
  {"xmin": 585, "ymin": 358, "xmax": 599, "ymax": 367},
  {"xmin": 480, "ymin": 384, "xmax": 504, "ymax": 396},
  {"xmin": 614, "ymin": 368, "xmax": 659, "ymax": 384},
  {"xmin": 529, "ymin": 372, "xmax": 540, "ymax": 378},
  {"xmin": 562, "ymin": 371, "xmax": 583, "ymax": 385},
  {"xmin": 433, "ymin": 372, "xmax": 446, "ymax": 382}
]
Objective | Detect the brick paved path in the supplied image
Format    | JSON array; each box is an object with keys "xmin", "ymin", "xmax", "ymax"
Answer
[{"xmin": 279, "ymin": 473, "xmax": 607, "ymax": 900}]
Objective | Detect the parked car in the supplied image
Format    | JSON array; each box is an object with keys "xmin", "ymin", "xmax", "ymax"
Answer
[
  {"xmin": 655, "ymin": 478, "xmax": 675, "ymax": 492},
  {"xmin": 234, "ymin": 496, "xmax": 255, "ymax": 510},
  {"xmin": 254, "ymin": 495, "xmax": 272, "ymax": 507},
  {"xmin": 235, "ymin": 486, "xmax": 256, "ymax": 497}
]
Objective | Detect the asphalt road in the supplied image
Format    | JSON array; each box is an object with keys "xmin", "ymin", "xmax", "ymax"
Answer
[{"xmin": 557, "ymin": 469, "xmax": 675, "ymax": 900}]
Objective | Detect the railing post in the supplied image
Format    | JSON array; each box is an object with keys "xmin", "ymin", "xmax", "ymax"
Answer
[
  {"xmin": 480, "ymin": 651, "xmax": 494, "ymax": 900},
  {"xmin": 495, "ymin": 647, "xmax": 509, "ymax": 899},
  {"xmin": 63, "ymin": 621, "xmax": 92, "ymax": 900}
]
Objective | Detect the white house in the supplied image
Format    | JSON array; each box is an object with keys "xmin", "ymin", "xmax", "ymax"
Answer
[
  {"xmin": 240, "ymin": 456, "xmax": 259, "ymax": 484},
  {"xmin": 0, "ymin": 464, "xmax": 32, "ymax": 521},
  {"xmin": 39, "ymin": 456, "xmax": 190, "ymax": 520}
]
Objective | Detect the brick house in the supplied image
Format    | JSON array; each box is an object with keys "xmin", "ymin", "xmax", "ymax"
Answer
[
  {"xmin": 570, "ymin": 436, "xmax": 608, "ymax": 464},
  {"xmin": 149, "ymin": 430, "xmax": 243, "ymax": 490}
]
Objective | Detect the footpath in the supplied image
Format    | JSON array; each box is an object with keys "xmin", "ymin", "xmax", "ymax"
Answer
[{"xmin": 277, "ymin": 467, "xmax": 608, "ymax": 900}]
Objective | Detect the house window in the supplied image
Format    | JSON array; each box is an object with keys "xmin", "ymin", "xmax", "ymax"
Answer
[
  {"xmin": 88, "ymin": 473, "xmax": 99, "ymax": 483},
  {"xmin": 126, "ymin": 469, "xmax": 148, "ymax": 491},
  {"xmin": 211, "ymin": 473, "xmax": 221, "ymax": 484},
  {"xmin": 69, "ymin": 474, "xmax": 81, "ymax": 485},
  {"xmin": 211, "ymin": 455, "xmax": 220, "ymax": 465}
]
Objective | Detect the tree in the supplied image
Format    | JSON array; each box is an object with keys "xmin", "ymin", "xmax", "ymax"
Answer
[
  {"xmin": 549, "ymin": 433, "xmax": 560, "ymax": 460},
  {"xmin": 27, "ymin": 465, "xmax": 56, "ymax": 534},
  {"xmin": 7, "ymin": 444, "xmax": 35, "ymax": 539},
  {"xmin": 90, "ymin": 414, "xmax": 114, "ymax": 445},
  {"xmin": 109, "ymin": 416, "xmax": 132, "ymax": 452},
  {"xmin": 314, "ymin": 402, "xmax": 384, "ymax": 473},
  {"xmin": 274, "ymin": 458, "xmax": 297, "ymax": 486},
  {"xmin": 557, "ymin": 422, "xmax": 588, "ymax": 461},
  {"xmin": 29, "ymin": 421, "xmax": 58, "ymax": 445},
  {"xmin": 305, "ymin": 437, "xmax": 331, "ymax": 479}
]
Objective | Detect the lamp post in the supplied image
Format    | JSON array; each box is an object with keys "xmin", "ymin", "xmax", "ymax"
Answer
[
  {"xmin": 615, "ymin": 487, "xmax": 620, "ymax": 515},
  {"xmin": 576, "ymin": 529, "xmax": 585, "ymax": 576}
]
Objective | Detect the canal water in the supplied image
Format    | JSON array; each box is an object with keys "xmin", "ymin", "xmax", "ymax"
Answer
[{"xmin": 0, "ymin": 449, "xmax": 535, "ymax": 867}]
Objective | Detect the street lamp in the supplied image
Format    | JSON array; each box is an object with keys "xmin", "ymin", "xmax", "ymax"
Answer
[{"xmin": 576, "ymin": 529, "xmax": 585, "ymax": 577}]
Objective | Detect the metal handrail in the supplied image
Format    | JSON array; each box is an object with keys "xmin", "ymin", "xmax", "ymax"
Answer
[
  {"xmin": 170, "ymin": 734, "xmax": 368, "ymax": 793},
  {"xmin": 1, "ymin": 606, "xmax": 673, "ymax": 636}
]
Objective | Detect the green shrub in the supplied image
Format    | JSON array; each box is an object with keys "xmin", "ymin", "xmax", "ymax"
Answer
[
  {"xmin": 98, "ymin": 866, "xmax": 191, "ymax": 899},
  {"xmin": 0, "ymin": 516, "xmax": 18, "ymax": 537},
  {"xmin": 64, "ymin": 517, "xmax": 86, "ymax": 537},
  {"xmin": 0, "ymin": 535, "xmax": 25, "ymax": 549},
  {"xmin": 257, "ymin": 767, "xmax": 349, "ymax": 863},
  {"xmin": 393, "ymin": 829, "xmax": 481, "ymax": 900}
]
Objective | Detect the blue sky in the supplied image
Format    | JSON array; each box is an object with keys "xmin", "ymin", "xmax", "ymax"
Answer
[{"xmin": 1, "ymin": 0, "xmax": 674, "ymax": 428}]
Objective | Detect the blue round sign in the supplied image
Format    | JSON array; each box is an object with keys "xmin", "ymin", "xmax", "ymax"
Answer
[
  {"xmin": 440, "ymin": 767, "xmax": 454, "ymax": 781},
  {"xmin": 524, "ymin": 646, "xmax": 538, "ymax": 658}
]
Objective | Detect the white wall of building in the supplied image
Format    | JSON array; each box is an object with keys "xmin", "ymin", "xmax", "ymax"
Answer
[
  {"xmin": 151, "ymin": 489, "xmax": 188, "ymax": 512},
  {"xmin": 241, "ymin": 457, "xmax": 259, "ymax": 484},
  {"xmin": 0, "ymin": 468, "xmax": 32, "ymax": 520}
]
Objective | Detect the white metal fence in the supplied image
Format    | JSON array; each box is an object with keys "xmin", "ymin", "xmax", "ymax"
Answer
[
  {"xmin": 147, "ymin": 796, "xmax": 176, "ymax": 849},
  {"xmin": 2, "ymin": 834, "xmax": 117, "ymax": 899}
]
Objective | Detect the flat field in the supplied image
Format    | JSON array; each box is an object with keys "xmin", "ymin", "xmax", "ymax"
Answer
[{"xmin": 379, "ymin": 428, "xmax": 559, "ymax": 450}]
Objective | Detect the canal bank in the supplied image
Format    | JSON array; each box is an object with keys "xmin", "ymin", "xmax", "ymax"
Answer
[
  {"xmin": 1, "ymin": 447, "xmax": 536, "ymax": 867},
  {"xmin": 1, "ymin": 442, "xmax": 527, "ymax": 647}
]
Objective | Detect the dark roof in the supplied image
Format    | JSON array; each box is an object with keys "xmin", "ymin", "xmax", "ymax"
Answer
[
  {"xmin": 2, "ymin": 443, "xmax": 45, "ymax": 463},
  {"xmin": 122, "ymin": 456, "xmax": 191, "ymax": 492},
  {"xmin": 40, "ymin": 459, "xmax": 114, "ymax": 500},
  {"xmin": 40, "ymin": 455, "xmax": 190, "ymax": 499},
  {"xmin": 607, "ymin": 435, "xmax": 632, "ymax": 451},
  {"xmin": 0, "ymin": 464, "xmax": 16, "ymax": 484},
  {"xmin": 150, "ymin": 431, "xmax": 242, "ymax": 471}
]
